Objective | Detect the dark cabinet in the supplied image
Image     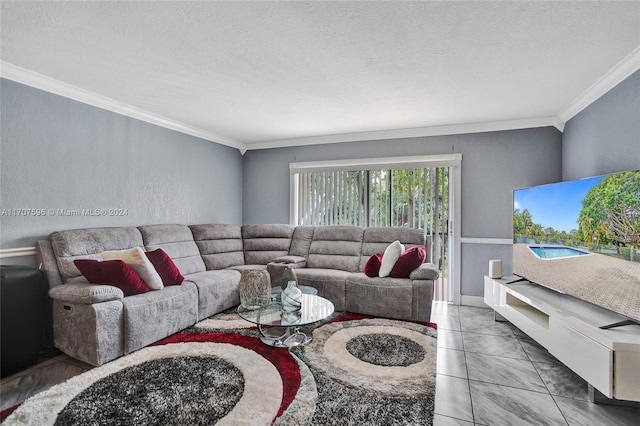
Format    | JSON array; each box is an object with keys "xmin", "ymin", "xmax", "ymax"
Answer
[{"xmin": 1, "ymin": 265, "xmax": 45, "ymax": 378}]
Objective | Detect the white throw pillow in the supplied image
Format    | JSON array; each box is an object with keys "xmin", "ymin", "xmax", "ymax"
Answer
[
  {"xmin": 102, "ymin": 247, "xmax": 164, "ymax": 290},
  {"xmin": 379, "ymin": 240, "xmax": 405, "ymax": 278}
]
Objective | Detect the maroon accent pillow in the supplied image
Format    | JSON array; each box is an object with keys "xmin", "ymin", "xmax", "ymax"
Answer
[
  {"xmin": 390, "ymin": 246, "xmax": 426, "ymax": 278},
  {"xmin": 364, "ymin": 253, "xmax": 383, "ymax": 277},
  {"xmin": 74, "ymin": 259, "xmax": 150, "ymax": 296},
  {"xmin": 145, "ymin": 249, "xmax": 184, "ymax": 285}
]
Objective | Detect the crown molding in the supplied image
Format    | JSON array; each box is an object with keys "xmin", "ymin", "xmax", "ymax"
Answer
[
  {"xmin": 244, "ymin": 117, "xmax": 559, "ymax": 151},
  {"xmin": 0, "ymin": 62, "xmax": 244, "ymax": 151},
  {"xmin": 6, "ymin": 45, "xmax": 637, "ymax": 153},
  {"xmin": 557, "ymin": 45, "xmax": 640, "ymax": 124}
]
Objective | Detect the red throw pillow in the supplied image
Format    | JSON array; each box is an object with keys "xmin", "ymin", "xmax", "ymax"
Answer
[
  {"xmin": 390, "ymin": 246, "xmax": 426, "ymax": 278},
  {"xmin": 74, "ymin": 259, "xmax": 150, "ymax": 296},
  {"xmin": 364, "ymin": 253, "xmax": 383, "ymax": 277},
  {"xmin": 145, "ymin": 248, "xmax": 184, "ymax": 285}
]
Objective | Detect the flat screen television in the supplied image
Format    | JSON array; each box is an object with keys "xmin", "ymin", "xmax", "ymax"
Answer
[{"xmin": 513, "ymin": 169, "xmax": 640, "ymax": 328}]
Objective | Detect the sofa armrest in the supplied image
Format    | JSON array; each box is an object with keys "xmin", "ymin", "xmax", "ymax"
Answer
[
  {"xmin": 410, "ymin": 263, "xmax": 439, "ymax": 281},
  {"xmin": 49, "ymin": 283, "xmax": 124, "ymax": 305},
  {"xmin": 270, "ymin": 255, "xmax": 307, "ymax": 267},
  {"xmin": 36, "ymin": 239, "xmax": 64, "ymax": 288}
]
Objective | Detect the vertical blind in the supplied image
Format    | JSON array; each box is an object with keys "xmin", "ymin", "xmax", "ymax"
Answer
[
  {"xmin": 297, "ymin": 171, "xmax": 367, "ymax": 226},
  {"xmin": 296, "ymin": 168, "xmax": 448, "ymax": 229}
]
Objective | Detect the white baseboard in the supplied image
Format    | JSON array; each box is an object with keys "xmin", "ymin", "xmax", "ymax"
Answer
[{"xmin": 460, "ymin": 295, "xmax": 488, "ymax": 308}]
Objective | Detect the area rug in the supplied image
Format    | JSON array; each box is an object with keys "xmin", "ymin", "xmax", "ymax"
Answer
[{"xmin": 3, "ymin": 313, "xmax": 437, "ymax": 425}]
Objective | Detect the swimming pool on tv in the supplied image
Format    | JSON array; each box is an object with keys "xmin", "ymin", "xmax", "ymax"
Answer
[{"xmin": 528, "ymin": 246, "xmax": 591, "ymax": 260}]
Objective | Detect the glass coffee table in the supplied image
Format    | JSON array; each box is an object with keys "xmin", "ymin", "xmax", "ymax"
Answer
[{"xmin": 237, "ymin": 290, "xmax": 334, "ymax": 347}]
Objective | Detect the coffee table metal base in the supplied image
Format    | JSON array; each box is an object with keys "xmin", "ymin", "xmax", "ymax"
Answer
[{"xmin": 257, "ymin": 324, "xmax": 311, "ymax": 347}]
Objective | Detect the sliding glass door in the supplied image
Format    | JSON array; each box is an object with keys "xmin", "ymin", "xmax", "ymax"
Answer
[{"xmin": 292, "ymin": 161, "xmax": 453, "ymax": 302}]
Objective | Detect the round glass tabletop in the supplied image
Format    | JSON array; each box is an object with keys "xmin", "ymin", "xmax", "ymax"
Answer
[{"xmin": 237, "ymin": 293, "xmax": 334, "ymax": 328}]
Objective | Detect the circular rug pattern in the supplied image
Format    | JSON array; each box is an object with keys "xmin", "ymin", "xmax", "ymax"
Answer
[
  {"xmin": 5, "ymin": 314, "xmax": 436, "ymax": 426},
  {"xmin": 297, "ymin": 319, "xmax": 436, "ymax": 396},
  {"xmin": 346, "ymin": 333, "xmax": 426, "ymax": 366},
  {"xmin": 290, "ymin": 317, "xmax": 437, "ymax": 425},
  {"xmin": 55, "ymin": 356, "xmax": 244, "ymax": 425},
  {"xmin": 5, "ymin": 343, "xmax": 283, "ymax": 426}
]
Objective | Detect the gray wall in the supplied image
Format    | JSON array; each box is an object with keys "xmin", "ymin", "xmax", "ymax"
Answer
[
  {"xmin": 8, "ymin": 67, "xmax": 634, "ymax": 298},
  {"xmin": 563, "ymin": 70, "xmax": 640, "ymax": 180},
  {"xmin": 243, "ymin": 127, "xmax": 563, "ymax": 297},
  {"xmin": 0, "ymin": 79, "xmax": 243, "ymax": 258}
]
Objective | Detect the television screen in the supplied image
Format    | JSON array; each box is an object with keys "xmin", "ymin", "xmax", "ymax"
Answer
[{"xmin": 513, "ymin": 170, "xmax": 640, "ymax": 323}]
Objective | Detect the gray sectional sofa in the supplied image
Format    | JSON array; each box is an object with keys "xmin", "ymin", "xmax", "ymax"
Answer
[{"xmin": 36, "ymin": 224, "xmax": 438, "ymax": 366}]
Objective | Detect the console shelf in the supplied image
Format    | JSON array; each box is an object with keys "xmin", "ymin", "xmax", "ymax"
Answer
[{"xmin": 484, "ymin": 275, "xmax": 640, "ymax": 402}]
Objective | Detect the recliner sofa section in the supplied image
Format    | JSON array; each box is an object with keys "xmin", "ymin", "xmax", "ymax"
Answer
[{"xmin": 36, "ymin": 223, "xmax": 438, "ymax": 366}]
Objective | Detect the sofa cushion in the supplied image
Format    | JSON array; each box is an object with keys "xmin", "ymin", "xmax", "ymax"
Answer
[
  {"xmin": 121, "ymin": 282, "xmax": 198, "ymax": 354},
  {"xmin": 306, "ymin": 226, "xmax": 364, "ymax": 272},
  {"xmin": 390, "ymin": 246, "xmax": 426, "ymax": 278},
  {"xmin": 139, "ymin": 224, "xmax": 205, "ymax": 275},
  {"xmin": 345, "ymin": 273, "xmax": 413, "ymax": 320},
  {"xmin": 294, "ymin": 268, "xmax": 351, "ymax": 311},
  {"xmin": 74, "ymin": 259, "xmax": 150, "ymax": 296},
  {"xmin": 190, "ymin": 224, "xmax": 244, "ymax": 270},
  {"xmin": 242, "ymin": 224, "xmax": 295, "ymax": 265},
  {"xmin": 145, "ymin": 248, "xmax": 184, "ymax": 285},
  {"xmin": 288, "ymin": 226, "xmax": 315, "ymax": 257},
  {"xmin": 102, "ymin": 247, "xmax": 164, "ymax": 290},
  {"xmin": 364, "ymin": 253, "xmax": 383, "ymax": 277},
  {"xmin": 183, "ymin": 270, "xmax": 241, "ymax": 320},
  {"xmin": 360, "ymin": 227, "xmax": 425, "ymax": 272},
  {"xmin": 379, "ymin": 241, "xmax": 405, "ymax": 278},
  {"xmin": 50, "ymin": 226, "xmax": 144, "ymax": 283}
]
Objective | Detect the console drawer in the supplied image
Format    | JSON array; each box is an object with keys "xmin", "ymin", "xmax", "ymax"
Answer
[{"xmin": 549, "ymin": 317, "xmax": 612, "ymax": 397}]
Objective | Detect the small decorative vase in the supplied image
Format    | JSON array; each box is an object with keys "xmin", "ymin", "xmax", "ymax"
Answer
[
  {"xmin": 239, "ymin": 270, "xmax": 271, "ymax": 310},
  {"xmin": 281, "ymin": 266, "xmax": 298, "ymax": 290},
  {"xmin": 281, "ymin": 280, "xmax": 302, "ymax": 313}
]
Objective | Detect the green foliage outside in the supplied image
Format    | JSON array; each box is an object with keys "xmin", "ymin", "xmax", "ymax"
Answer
[
  {"xmin": 298, "ymin": 167, "xmax": 450, "ymax": 272},
  {"xmin": 514, "ymin": 171, "xmax": 640, "ymax": 262},
  {"xmin": 369, "ymin": 168, "xmax": 449, "ymax": 230}
]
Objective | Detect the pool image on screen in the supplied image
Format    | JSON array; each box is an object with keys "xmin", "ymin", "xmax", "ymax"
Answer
[
  {"xmin": 513, "ymin": 170, "xmax": 640, "ymax": 324},
  {"xmin": 527, "ymin": 246, "xmax": 590, "ymax": 260}
]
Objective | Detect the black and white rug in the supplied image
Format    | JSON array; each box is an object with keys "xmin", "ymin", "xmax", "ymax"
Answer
[{"xmin": 4, "ymin": 313, "xmax": 437, "ymax": 425}]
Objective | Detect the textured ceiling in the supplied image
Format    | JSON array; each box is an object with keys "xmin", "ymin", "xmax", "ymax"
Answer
[{"xmin": 1, "ymin": 1, "xmax": 639, "ymax": 150}]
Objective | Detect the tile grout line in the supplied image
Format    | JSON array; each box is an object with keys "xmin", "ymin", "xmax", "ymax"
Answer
[
  {"xmin": 513, "ymin": 324, "xmax": 572, "ymax": 426},
  {"xmin": 459, "ymin": 316, "xmax": 478, "ymax": 425}
]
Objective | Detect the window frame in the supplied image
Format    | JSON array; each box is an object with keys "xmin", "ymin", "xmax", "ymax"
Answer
[
  {"xmin": 289, "ymin": 154, "xmax": 461, "ymax": 224},
  {"xmin": 289, "ymin": 154, "xmax": 462, "ymax": 304}
]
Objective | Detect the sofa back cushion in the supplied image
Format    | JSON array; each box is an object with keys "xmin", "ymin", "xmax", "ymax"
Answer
[
  {"xmin": 138, "ymin": 224, "xmax": 205, "ymax": 275},
  {"xmin": 190, "ymin": 224, "xmax": 244, "ymax": 270},
  {"xmin": 242, "ymin": 224, "xmax": 295, "ymax": 265},
  {"xmin": 307, "ymin": 226, "xmax": 364, "ymax": 272},
  {"xmin": 288, "ymin": 226, "xmax": 315, "ymax": 257},
  {"xmin": 360, "ymin": 227, "xmax": 426, "ymax": 272},
  {"xmin": 50, "ymin": 226, "xmax": 144, "ymax": 283}
]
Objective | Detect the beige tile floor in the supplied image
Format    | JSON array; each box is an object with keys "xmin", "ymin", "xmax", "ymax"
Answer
[{"xmin": 1, "ymin": 302, "xmax": 639, "ymax": 425}]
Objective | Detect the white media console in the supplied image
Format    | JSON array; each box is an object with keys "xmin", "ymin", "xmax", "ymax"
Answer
[{"xmin": 484, "ymin": 275, "xmax": 640, "ymax": 402}]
